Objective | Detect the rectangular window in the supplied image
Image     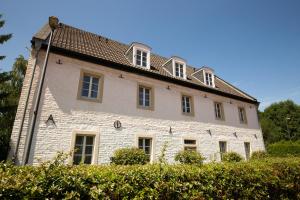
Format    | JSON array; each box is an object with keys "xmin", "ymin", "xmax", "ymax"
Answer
[
  {"xmin": 219, "ymin": 141, "xmax": 227, "ymax": 160},
  {"xmin": 138, "ymin": 138, "xmax": 152, "ymax": 161},
  {"xmin": 214, "ymin": 102, "xmax": 225, "ymax": 120},
  {"xmin": 138, "ymin": 85, "xmax": 153, "ymax": 110},
  {"xmin": 73, "ymin": 135, "xmax": 95, "ymax": 165},
  {"xmin": 244, "ymin": 142, "xmax": 250, "ymax": 160},
  {"xmin": 78, "ymin": 70, "xmax": 103, "ymax": 103},
  {"xmin": 184, "ymin": 139, "xmax": 197, "ymax": 151},
  {"xmin": 136, "ymin": 49, "xmax": 148, "ymax": 67},
  {"xmin": 182, "ymin": 95, "xmax": 193, "ymax": 115},
  {"xmin": 175, "ymin": 62, "xmax": 184, "ymax": 78},
  {"xmin": 205, "ymin": 72, "xmax": 213, "ymax": 86},
  {"xmin": 238, "ymin": 107, "xmax": 247, "ymax": 124}
]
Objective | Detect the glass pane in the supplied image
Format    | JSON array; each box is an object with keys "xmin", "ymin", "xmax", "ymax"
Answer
[
  {"xmin": 73, "ymin": 155, "xmax": 82, "ymax": 165},
  {"xmin": 85, "ymin": 145, "xmax": 93, "ymax": 154},
  {"xmin": 82, "ymin": 81, "xmax": 90, "ymax": 90},
  {"xmin": 75, "ymin": 136, "xmax": 84, "ymax": 145},
  {"xmin": 83, "ymin": 75, "xmax": 90, "ymax": 83},
  {"xmin": 84, "ymin": 155, "xmax": 92, "ymax": 164},
  {"xmin": 145, "ymin": 139, "xmax": 150, "ymax": 146},
  {"xmin": 81, "ymin": 89, "xmax": 89, "ymax": 97},
  {"xmin": 144, "ymin": 147, "xmax": 150, "ymax": 155},
  {"xmin": 86, "ymin": 136, "xmax": 94, "ymax": 145},
  {"xmin": 184, "ymin": 140, "xmax": 196, "ymax": 145},
  {"xmin": 142, "ymin": 52, "xmax": 147, "ymax": 58},
  {"xmin": 92, "ymin": 77, "xmax": 99, "ymax": 84},
  {"xmin": 91, "ymin": 90, "xmax": 98, "ymax": 98},
  {"xmin": 145, "ymin": 100, "xmax": 150, "ymax": 107},
  {"xmin": 139, "ymin": 139, "xmax": 143, "ymax": 147},
  {"xmin": 91, "ymin": 83, "xmax": 98, "ymax": 91},
  {"xmin": 74, "ymin": 145, "xmax": 83, "ymax": 154},
  {"xmin": 142, "ymin": 61, "xmax": 147, "ymax": 67},
  {"xmin": 137, "ymin": 50, "xmax": 141, "ymax": 56}
]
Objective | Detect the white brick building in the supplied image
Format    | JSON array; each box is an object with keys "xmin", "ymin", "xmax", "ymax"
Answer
[{"xmin": 9, "ymin": 17, "xmax": 265, "ymax": 165}]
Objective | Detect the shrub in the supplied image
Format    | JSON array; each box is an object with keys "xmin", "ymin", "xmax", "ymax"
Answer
[
  {"xmin": 222, "ymin": 152, "xmax": 243, "ymax": 162},
  {"xmin": 267, "ymin": 140, "xmax": 300, "ymax": 157},
  {"xmin": 174, "ymin": 150, "xmax": 204, "ymax": 165},
  {"xmin": 1, "ymin": 157, "xmax": 300, "ymax": 199},
  {"xmin": 111, "ymin": 147, "xmax": 148, "ymax": 165},
  {"xmin": 251, "ymin": 151, "xmax": 268, "ymax": 160}
]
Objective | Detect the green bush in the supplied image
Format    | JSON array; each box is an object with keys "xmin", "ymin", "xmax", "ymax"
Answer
[
  {"xmin": 1, "ymin": 157, "xmax": 300, "ymax": 199},
  {"xmin": 267, "ymin": 140, "xmax": 300, "ymax": 157},
  {"xmin": 111, "ymin": 147, "xmax": 148, "ymax": 165},
  {"xmin": 174, "ymin": 150, "xmax": 204, "ymax": 165},
  {"xmin": 251, "ymin": 151, "xmax": 268, "ymax": 160},
  {"xmin": 222, "ymin": 152, "xmax": 243, "ymax": 162}
]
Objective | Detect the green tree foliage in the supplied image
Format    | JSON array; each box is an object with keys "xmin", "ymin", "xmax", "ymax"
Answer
[
  {"xmin": 111, "ymin": 147, "xmax": 149, "ymax": 165},
  {"xmin": 267, "ymin": 140, "xmax": 300, "ymax": 157},
  {"xmin": 174, "ymin": 150, "xmax": 205, "ymax": 165},
  {"xmin": 0, "ymin": 14, "xmax": 12, "ymax": 61},
  {"xmin": 0, "ymin": 55, "xmax": 27, "ymax": 161},
  {"xmin": 260, "ymin": 100, "xmax": 300, "ymax": 144}
]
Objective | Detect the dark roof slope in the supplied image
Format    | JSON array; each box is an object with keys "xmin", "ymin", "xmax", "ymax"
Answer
[{"xmin": 33, "ymin": 23, "xmax": 258, "ymax": 104}]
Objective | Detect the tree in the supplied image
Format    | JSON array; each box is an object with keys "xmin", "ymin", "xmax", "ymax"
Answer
[
  {"xmin": 0, "ymin": 14, "xmax": 12, "ymax": 61},
  {"xmin": 260, "ymin": 100, "xmax": 300, "ymax": 144},
  {"xmin": 0, "ymin": 55, "xmax": 27, "ymax": 161}
]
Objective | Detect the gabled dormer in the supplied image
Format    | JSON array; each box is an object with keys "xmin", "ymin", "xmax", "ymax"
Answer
[
  {"xmin": 163, "ymin": 56, "xmax": 187, "ymax": 79},
  {"xmin": 125, "ymin": 42, "xmax": 151, "ymax": 69},
  {"xmin": 192, "ymin": 66, "xmax": 215, "ymax": 87}
]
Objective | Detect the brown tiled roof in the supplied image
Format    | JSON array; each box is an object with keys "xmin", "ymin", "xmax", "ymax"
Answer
[{"xmin": 33, "ymin": 23, "xmax": 257, "ymax": 103}]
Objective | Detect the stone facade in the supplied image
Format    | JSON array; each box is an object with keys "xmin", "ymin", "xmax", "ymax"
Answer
[{"xmin": 9, "ymin": 51, "xmax": 265, "ymax": 165}]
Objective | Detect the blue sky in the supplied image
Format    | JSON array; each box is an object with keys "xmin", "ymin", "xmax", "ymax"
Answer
[{"xmin": 1, "ymin": 0, "xmax": 300, "ymax": 110}]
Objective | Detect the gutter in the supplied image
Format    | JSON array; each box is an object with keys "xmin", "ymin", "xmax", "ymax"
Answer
[
  {"xmin": 13, "ymin": 40, "xmax": 42, "ymax": 164},
  {"xmin": 22, "ymin": 16, "xmax": 59, "ymax": 165}
]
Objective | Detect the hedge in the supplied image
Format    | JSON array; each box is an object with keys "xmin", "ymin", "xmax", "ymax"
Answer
[
  {"xmin": 111, "ymin": 147, "xmax": 149, "ymax": 165},
  {"xmin": 267, "ymin": 140, "xmax": 300, "ymax": 157},
  {"xmin": 1, "ymin": 157, "xmax": 300, "ymax": 199}
]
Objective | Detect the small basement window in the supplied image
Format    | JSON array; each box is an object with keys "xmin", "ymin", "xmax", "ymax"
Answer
[{"xmin": 184, "ymin": 139, "xmax": 197, "ymax": 151}]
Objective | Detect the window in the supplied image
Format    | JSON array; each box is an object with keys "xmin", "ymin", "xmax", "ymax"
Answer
[
  {"xmin": 73, "ymin": 135, "xmax": 95, "ymax": 165},
  {"xmin": 175, "ymin": 62, "xmax": 184, "ymax": 78},
  {"xmin": 238, "ymin": 107, "xmax": 247, "ymax": 124},
  {"xmin": 184, "ymin": 139, "xmax": 197, "ymax": 151},
  {"xmin": 182, "ymin": 95, "xmax": 193, "ymax": 115},
  {"xmin": 214, "ymin": 102, "xmax": 225, "ymax": 120},
  {"xmin": 136, "ymin": 49, "xmax": 148, "ymax": 67},
  {"xmin": 244, "ymin": 142, "xmax": 250, "ymax": 160},
  {"xmin": 205, "ymin": 72, "xmax": 213, "ymax": 86},
  {"xmin": 138, "ymin": 138, "xmax": 152, "ymax": 161},
  {"xmin": 78, "ymin": 70, "xmax": 103, "ymax": 103},
  {"xmin": 219, "ymin": 141, "xmax": 227, "ymax": 160},
  {"xmin": 137, "ymin": 84, "xmax": 154, "ymax": 110}
]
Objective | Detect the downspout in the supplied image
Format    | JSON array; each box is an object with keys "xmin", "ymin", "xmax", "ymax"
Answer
[
  {"xmin": 23, "ymin": 16, "xmax": 59, "ymax": 165},
  {"xmin": 13, "ymin": 41, "xmax": 42, "ymax": 164}
]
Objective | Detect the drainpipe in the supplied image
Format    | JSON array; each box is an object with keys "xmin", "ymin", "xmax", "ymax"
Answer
[
  {"xmin": 13, "ymin": 41, "xmax": 41, "ymax": 164},
  {"xmin": 23, "ymin": 16, "xmax": 59, "ymax": 165}
]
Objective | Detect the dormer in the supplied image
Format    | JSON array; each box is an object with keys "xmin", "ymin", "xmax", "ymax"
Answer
[
  {"xmin": 125, "ymin": 42, "xmax": 151, "ymax": 69},
  {"xmin": 163, "ymin": 56, "xmax": 187, "ymax": 79},
  {"xmin": 192, "ymin": 66, "xmax": 215, "ymax": 87}
]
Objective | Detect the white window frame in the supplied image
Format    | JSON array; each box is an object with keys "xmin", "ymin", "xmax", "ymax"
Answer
[
  {"xmin": 139, "ymin": 86, "xmax": 150, "ymax": 107},
  {"xmin": 214, "ymin": 102, "xmax": 225, "ymax": 120},
  {"xmin": 81, "ymin": 75, "xmax": 99, "ymax": 99},
  {"xmin": 172, "ymin": 58, "xmax": 186, "ymax": 79},
  {"xmin": 182, "ymin": 95, "xmax": 192, "ymax": 114},
  {"xmin": 70, "ymin": 131, "xmax": 100, "ymax": 165},
  {"xmin": 133, "ymin": 45, "xmax": 150, "ymax": 69},
  {"xmin": 203, "ymin": 70, "xmax": 215, "ymax": 87},
  {"xmin": 219, "ymin": 141, "xmax": 227, "ymax": 160},
  {"xmin": 238, "ymin": 107, "xmax": 247, "ymax": 124}
]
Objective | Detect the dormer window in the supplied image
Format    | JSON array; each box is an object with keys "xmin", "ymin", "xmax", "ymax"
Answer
[
  {"xmin": 136, "ymin": 50, "xmax": 147, "ymax": 67},
  {"xmin": 175, "ymin": 62, "xmax": 184, "ymax": 78},
  {"xmin": 126, "ymin": 42, "xmax": 151, "ymax": 69},
  {"xmin": 205, "ymin": 72, "xmax": 213, "ymax": 86}
]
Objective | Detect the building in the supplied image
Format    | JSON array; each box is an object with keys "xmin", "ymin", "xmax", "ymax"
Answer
[{"xmin": 9, "ymin": 17, "xmax": 265, "ymax": 165}]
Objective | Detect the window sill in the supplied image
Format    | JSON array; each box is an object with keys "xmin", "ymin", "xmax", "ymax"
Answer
[
  {"xmin": 77, "ymin": 96, "xmax": 102, "ymax": 103},
  {"xmin": 137, "ymin": 105, "xmax": 154, "ymax": 111}
]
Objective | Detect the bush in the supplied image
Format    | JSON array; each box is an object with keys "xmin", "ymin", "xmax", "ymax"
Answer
[
  {"xmin": 267, "ymin": 140, "xmax": 300, "ymax": 157},
  {"xmin": 251, "ymin": 151, "xmax": 268, "ymax": 160},
  {"xmin": 1, "ymin": 157, "xmax": 300, "ymax": 199},
  {"xmin": 174, "ymin": 150, "xmax": 204, "ymax": 165},
  {"xmin": 222, "ymin": 152, "xmax": 243, "ymax": 162},
  {"xmin": 111, "ymin": 147, "xmax": 148, "ymax": 165}
]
